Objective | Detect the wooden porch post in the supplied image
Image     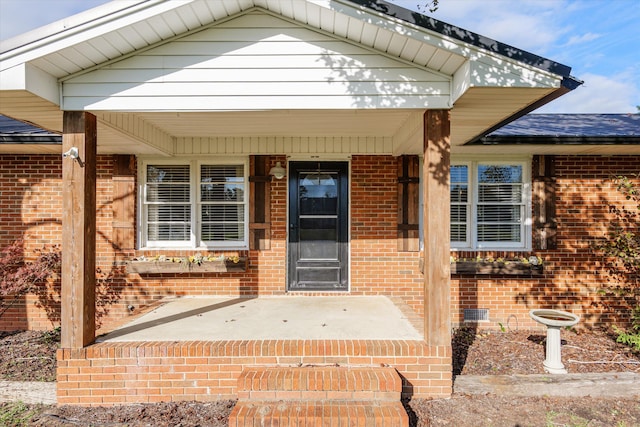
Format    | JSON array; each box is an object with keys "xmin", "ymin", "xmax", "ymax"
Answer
[
  {"xmin": 423, "ymin": 109, "xmax": 451, "ymax": 346},
  {"xmin": 61, "ymin": 111, "xmax": 97, "ymax": 348}
]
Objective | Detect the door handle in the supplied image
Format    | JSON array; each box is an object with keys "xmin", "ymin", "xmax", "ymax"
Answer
[{"xmin": 290, "ymin": 223, "xmax": 297, "ymax": 230}]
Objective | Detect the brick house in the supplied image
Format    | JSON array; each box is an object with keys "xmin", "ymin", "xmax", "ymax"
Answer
[{"xmin": 1, "ymin": 0, "xmax": 637, "ymax": 411}]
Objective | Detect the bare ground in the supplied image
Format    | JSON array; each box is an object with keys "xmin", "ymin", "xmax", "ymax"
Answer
[{"xmin": 1, "ymin": 327, "xmax": 639, "ymax": 426}]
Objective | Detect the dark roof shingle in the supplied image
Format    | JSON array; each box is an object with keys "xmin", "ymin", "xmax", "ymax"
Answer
[
  {"xmin": 478, "ymin": 114, "xmax": 640, "ymax": 145},
  {"xmin": 0, "ymin": 115, "xmax": 61, "ymax": 144}
]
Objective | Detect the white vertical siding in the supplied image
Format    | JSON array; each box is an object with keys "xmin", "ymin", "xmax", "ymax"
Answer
[
  {"xmin": 62, "ymin": 12, "xmax": 451, "ymax": 111},
  {"xmin": 174, "ymin": 135, "xmax": 393, "ymax": 155}
]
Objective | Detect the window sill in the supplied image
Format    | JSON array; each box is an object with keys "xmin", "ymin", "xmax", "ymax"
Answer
[
  {"xmin": 126, "ymin": 257, "xmax": 247, "ymax": 274},
  {"xmin": 451, "ymin": 261, "xmax": 543, "ymax": 276}
]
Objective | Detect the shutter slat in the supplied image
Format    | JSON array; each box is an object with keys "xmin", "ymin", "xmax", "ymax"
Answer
[
  {"xmin": 397, "ymin": 155, "xmax": 420, "ymax": 252},
  {"xmin": 249, "ymin": 155, "xmax": 271, "ymax": 250},
  {"xmin": 112, "ymin": 155, "xmax": 136, "ymax": 253},
  {"xmin": 533, "ymin": 155, "xmax": 557, "ymax": 250}
]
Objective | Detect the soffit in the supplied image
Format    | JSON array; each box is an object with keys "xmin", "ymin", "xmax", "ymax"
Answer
[
  {"xmin": 450, "ymin": 86, "xmax": 558, "ymax": 146},
  {"xmin": 3, "ymin": 0, "xmax": 467, "ymax": 80},
  {"xmin": 129, "ymin": 110, "xmax": 417, "ymax": 138}
]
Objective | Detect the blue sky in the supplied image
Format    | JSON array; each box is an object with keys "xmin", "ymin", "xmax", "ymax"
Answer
[{"xmin": 1, "ymin": 0, "xmax": 638, "ymax": 114}]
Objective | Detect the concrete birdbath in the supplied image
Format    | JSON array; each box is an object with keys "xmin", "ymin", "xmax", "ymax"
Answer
[{"xmin": 529, "ymin": 309, "xmax": 580, "ymax": 374}]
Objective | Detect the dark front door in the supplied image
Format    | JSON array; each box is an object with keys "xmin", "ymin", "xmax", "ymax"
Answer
[{"xmin": 288, "ymin": 161, "xmax": 348, "ymax": 291}]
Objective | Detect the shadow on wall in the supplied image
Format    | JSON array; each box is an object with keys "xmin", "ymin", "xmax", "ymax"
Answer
[
  {"xmin": 515, "ymin": 172, "xmax": 639, "ymax": 329},
  {"xmin": 0, "ymin": 239, "xmax": 133, "ymax": 330},
  {"xmin": 0, "ymin": 154, "xmax": 146, "ymax": 332}
]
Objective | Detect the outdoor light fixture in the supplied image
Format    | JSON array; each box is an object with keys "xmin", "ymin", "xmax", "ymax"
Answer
[
  {"xmin": 269, "ymin": 162, "xmax": 286, "ymax": 179},
  {"xmin": 62, "ymin": 147, "xmax": 79, "ymax": 160}
]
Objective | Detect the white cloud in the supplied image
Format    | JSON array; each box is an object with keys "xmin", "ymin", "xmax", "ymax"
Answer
[
  {"xmin": 564, "ymin": 32, "xmax": 601, "ymax": 47},
  {"xmin": 419, "ymin": 0, "xmax": 571, "ymax": 55},
  {"xmin": 538, "ymin": 72, "xmax": 639, "ymax": 114}
]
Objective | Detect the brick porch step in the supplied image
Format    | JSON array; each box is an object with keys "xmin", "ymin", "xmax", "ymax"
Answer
[
  {"xmin": 229, "ymin": 367, "xmax": 409, "ymax": 426},
  {"xmin": 229, "ymin": 400, "xmax": 408, "ymax": 426},
  {"xmin": 236, "ymin": 366, "xmax": 403, "ymax": 401}
]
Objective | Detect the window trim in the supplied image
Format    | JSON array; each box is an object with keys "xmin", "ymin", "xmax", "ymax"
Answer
[
  {"xmin": 138, "ymin": 157, "xmax": 249, "ymax": 250},
  {"xmin": 450, "ymin": 157, "xmax": 532, "ymax": 251}
]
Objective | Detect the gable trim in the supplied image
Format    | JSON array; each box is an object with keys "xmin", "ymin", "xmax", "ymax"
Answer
[
  {"xmin": 59, "ymin": 7, "xmax": 453, "ymax": 85},
  {"xmin": 346, "ymin": 0, "xmax": 572, "ymax": 78}
]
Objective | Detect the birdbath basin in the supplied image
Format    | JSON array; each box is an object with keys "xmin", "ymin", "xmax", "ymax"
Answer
[{"xmin": 529, "ymin": 309, "xmax": 580, "ymax": 374}]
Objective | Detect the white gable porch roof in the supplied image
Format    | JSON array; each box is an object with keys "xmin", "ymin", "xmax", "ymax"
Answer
[{"xmin": 0, "ymin": 0, "xmax": 580, "ymax": 155}]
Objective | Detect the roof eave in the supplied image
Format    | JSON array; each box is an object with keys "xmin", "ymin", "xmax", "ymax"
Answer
[
  {"xmin": 346, "ymin": 0, "xmax": 574, "ymax": 77},
  {"xmin": 474, "ymin": 135, "xmax": 640, "ymax": 146},
  {"xmin": 465, "ymin": 76, "xmax": 584, "ymax": 145}
]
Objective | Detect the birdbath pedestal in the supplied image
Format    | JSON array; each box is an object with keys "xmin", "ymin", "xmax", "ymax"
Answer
[{"xmin": 529, "ymin": 309, "xmax": 580, "ymax": 374}]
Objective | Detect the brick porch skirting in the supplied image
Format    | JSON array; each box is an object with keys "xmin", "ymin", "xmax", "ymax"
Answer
[{"xmin": 57, "ymin": 340, "xmax": 452, "ymax": 406}]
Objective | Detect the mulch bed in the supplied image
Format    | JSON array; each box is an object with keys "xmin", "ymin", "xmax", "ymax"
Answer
[
  {"xmin": 0, "ymin": 329, "xmax": 59, "ymax": 382},
  {"xmin": 453, "ymin": 326, "xmax": 640, "ymax": 376}
]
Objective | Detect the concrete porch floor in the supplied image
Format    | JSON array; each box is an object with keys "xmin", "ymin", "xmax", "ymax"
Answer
[{"xmin": 96, "ymin": 296, "xmax": 423, "ymax": 342}]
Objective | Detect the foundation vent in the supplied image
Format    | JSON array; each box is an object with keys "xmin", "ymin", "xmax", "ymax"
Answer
[{"xmin": 464, "ymin": 308, "xmax": 489, "ymax": 322}]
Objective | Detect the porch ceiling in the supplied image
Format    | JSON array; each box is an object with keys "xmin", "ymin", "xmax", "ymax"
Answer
[{"xmin": 123, "ymin": 110, "xmax": 418, "ymax": 138}]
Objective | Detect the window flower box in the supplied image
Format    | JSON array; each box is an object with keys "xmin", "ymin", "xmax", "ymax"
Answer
[
  {"xmin": 451, "ymin": 257, "xmax": 543, "ymax": 275},
  {"xmin": 126, "ymin": 255, "xmax": 247, "ymax": 274}
]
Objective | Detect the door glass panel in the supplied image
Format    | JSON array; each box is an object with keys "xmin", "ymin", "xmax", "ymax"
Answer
[
  {"xmin": 299, "ymin": 172, "xmax": 337, "ymax": 215},
  {"xmin": 298, "ymin": 171, "xmax": 339, "ymax": 260},
  {"xmin": 299, "ymin": 217, "xmax": 338, "ymax": 259}
]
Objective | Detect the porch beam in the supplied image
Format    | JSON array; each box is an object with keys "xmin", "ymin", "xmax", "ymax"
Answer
[
  {"xmin": 61, "ymin": 111, "xmax": 97, "ymax": 348},
  {"xmin": 423, "ymin": 109, "xmax": 451, "ymax": 346}
]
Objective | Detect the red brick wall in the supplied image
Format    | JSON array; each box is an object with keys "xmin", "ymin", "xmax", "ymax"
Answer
[
  {"xmin": 0, "ymin": 155, "xmax": 62, "ymax": 331},
  {"xmin": 57, "ymin": 340, "xmax": 451, "ymax": 405},
  {"xmin": 2, "ymin": 154, "xmax": 638, "ymax": 333},
  {"xmin": 452, "ymin": 155, "xmax": 640, "ymax": 330},
  {"xmin": 0, "ymin": 155, "xmax": 62, "ymax": 251},
  {"xmin": 350, "ymin": 156, "xmax": 424, "ymax": 315}
]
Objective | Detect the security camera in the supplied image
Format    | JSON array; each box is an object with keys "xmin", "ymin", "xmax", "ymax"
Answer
[{"xmin": 63, "ymin": 147, "xmax": 79, "ymax": 159}]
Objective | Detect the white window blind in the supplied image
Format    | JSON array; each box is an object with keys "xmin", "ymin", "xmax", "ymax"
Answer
[
  {"xmin": 477, "ymin": 164, "xmax": 524, "ymax": 245},
  {"xmin": 199, "ymin": 165, "xmax": 245, "ymax": 244},
  {"xmin": 145, "ymin": 165, "xmax": 191, "ymax": 242},
  {"xmin": 450, "ymin": 164, "xmax": 469, "ymax": 243},
  {"xmin": 141, "ymin": 160, "xmax": 248, "ymax": 249},
  {"xmin": 450, "ymin": 160, "xmax": 530, "ymax": 250}
]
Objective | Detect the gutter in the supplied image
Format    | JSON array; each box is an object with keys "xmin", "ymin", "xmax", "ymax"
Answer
[
  {"xmin": 0, "ymin": 136, "xmax": 61, "ymax": 144},
  {"xmin": 473, "ymin": 135, "xmax": 640, "ymax": 146},
  {"xmin": 347, "ymin": 0, "xmax": 573, "ymax": 77}
]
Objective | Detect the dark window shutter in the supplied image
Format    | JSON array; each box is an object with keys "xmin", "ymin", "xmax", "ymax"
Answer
[
  {"xmin": 249, "ymin": 155, "xmax": 271, "ymax": 250},
  {"xmin": 532, "ymin": 155, "xmax": 557, "ymax": 250},
  {"xmin": 397, "ymin": 155, "xmax": 420, "ymax": 252},
  {"xmin": 112, "ymin": 155, "xmax": 136, "ymax": 252}
]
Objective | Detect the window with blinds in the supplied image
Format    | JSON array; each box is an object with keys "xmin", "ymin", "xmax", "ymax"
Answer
[
  {"xmin": 146, "ymin": 165, "xmax": 191, "ymax": 242},
  {"xmin": 450, "ymin": 164, "xmax": 470, "ymax": 244},
  {"xmin": 199, "ymin": 165, "xmax": 245, "ymax": 244},
  {"xmin": 141, "ymin": 160, "xmax": 248, "ymax": 248},
  {"xmin": 477, "ymin": 164, "xmax": 524, "ymax": 245},
  {"xmin": 450, "ymin": 160, "xmax": 530, "ymax": 250}
]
